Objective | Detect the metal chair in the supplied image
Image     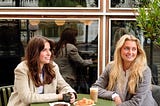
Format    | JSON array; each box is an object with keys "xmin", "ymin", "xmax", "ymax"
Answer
[
  {"xmin": 0, "ymin": 85, "xmax": 13, "ymax": 106},
  {"xmin": 152, "ymin": 85, "xmax": 160, "ymax": 106}
]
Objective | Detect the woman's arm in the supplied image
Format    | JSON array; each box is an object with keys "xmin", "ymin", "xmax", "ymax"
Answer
[
  {"xmin": 14, "ymin": 61, "xmax": 76, "ymax": 104},
  {"xmin": 14, "ymin": 62, "xmax": 60, "ymax": 104},
  {"xmin": 54, "ymin": 62, "xmax": 77, "ymax": 103},
  {"xmin": 67, "ymin": 44, "xmax": 92, "ymax": 66},
  {"xmin": 92, "ymin": 64, "xmax": 114, "ymax": 100}
]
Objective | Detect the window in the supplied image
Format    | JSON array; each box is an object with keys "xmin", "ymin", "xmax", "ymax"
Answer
[
  {"xmin": 0, "ymin": 0, "xmax": 99, "ymax": 8},
  {"xmin": 109, "ymin": 18, "xmax": 144, "ymax": 61},
  {"xmin": 110, "ymin": 0, "xmax": 150, "ymax": 9}
]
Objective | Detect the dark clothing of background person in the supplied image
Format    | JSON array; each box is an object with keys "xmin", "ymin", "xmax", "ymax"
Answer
[{"xmin": 54, "ymin": 28, "xmax": 92, "ymax": 90}]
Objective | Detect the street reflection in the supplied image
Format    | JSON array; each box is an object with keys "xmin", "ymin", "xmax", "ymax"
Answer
[{"xmin": 0, "ymin": 0, "xmax": 98, "ymax": 7}]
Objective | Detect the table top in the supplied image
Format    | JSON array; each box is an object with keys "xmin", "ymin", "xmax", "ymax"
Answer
[{"xmin": 31, "ymin": 94, "xmax": 115, "ymax": 106}]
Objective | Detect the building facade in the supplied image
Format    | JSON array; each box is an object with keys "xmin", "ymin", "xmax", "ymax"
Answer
[{"xmin": 0, "ymin": 0, "xmax": 159, "ymax": 86}]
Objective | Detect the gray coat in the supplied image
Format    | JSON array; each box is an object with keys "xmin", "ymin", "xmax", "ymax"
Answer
[
  {"xmin": 92, "ymin": 63, "xmax": 158, "ymax": 106},
  {"xmin": 54, "ymin": 43, "xmax": 92, "ymax": 88}
]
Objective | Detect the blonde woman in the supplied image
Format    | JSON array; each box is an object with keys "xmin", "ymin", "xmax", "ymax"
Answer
[{"xmin": 92, "ymin": 34, "xmax": 158, "ymax": 106}]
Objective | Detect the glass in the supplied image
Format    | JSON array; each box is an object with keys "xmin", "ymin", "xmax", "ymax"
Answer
[
  {"xmin": 90, "ymin": 87, "xmax": 98, "ymax": 102},
  {"xmin": 109, "ymin": 19, "xmax": 143, "ymax": 60},
  {"xmin": 0, "ymin": 18, "xmax": 99, "ymax": 87},
  {"xmin": 110, "ymin": 0, "xmax": 150, "ymax": 8},
  {"xmin": 0, "ymin": 0, "xmax": 99, "ymax": 8}
]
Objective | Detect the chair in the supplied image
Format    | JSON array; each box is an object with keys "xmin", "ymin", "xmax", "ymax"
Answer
[
  {"xmin": 151, "ymin": 85, "xmax": 160, "ymax": 106},
  {"xmin": 0, "ymin": 85, "xmax": 13, "ymax": 106}
]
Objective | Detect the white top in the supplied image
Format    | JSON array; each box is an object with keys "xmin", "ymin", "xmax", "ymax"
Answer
[{"xmin": 38, "ymin": 73, "xmax": 44, "ymax": 94}]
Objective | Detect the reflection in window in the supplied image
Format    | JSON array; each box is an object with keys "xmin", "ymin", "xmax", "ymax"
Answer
[
  {"xmin": 110, "ymin": 0, "xmax": 150, "ymax": 8},
  {"xmin": 30, "ymin": 19, "xmax": 99, "ymax": 88},
  {"xmin": 19, "ymin": 19, "xmax": 99, "ymax": 63},
  {"xmin": 110, "ymin": 20, "xmax": 143, "ymax": 60},
  {"xmin": 0, "ymin": 19, "xmax": 24, "ymax": 57},
  {"xmin": 0, "ymin": 19, "xmax": 98, "ymax": 56},
  {"xmin": 0, "ymin": 0, "xmax": 98, "ymax": 7},
  {"xmin": 0, "ymin": 19, "xmax": 99, "ymax": 87},
  {"xmin": 30, "ymin": 20, "xmax": 99, "ymax": 43}
]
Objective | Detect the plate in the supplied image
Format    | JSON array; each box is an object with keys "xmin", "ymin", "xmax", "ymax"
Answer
[
  {"xmin": 73, "ymin": 98, "xmax": 95, "ymax": 106},
  {"xmin": 49, "ymin": 102, "xmax": 70, "ymax": 106},
  {"xmin": 73, "ymin": 101, "xmax": 95, "ymax": 106}
]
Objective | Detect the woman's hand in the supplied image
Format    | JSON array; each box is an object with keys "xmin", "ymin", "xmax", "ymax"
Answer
[
  {"xmin": 58, "ymin": 94, "xmax": 63, "ymax": 101},
  {"xmin": 113, "ymin": 96, "xmax": 122, "ymax": 106},
  {"xmin": 69, "ymin": 92, "xmax": 76, "ymax": 103}
]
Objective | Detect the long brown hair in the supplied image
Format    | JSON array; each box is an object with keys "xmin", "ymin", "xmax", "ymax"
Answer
[
  {"xmin": 107, "ymin": 34, "xmax": 147, "ymax": 94},
  {"xmin": 25, "ymin": 36, "xmax": 55, "ymax": 87},
  {"xmin": 54, "ymin": 28, "xmax": 78, "ymax": 57}
]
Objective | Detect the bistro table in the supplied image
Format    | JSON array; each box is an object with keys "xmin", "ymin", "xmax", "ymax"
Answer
[{"xmin": 31, "ymin": 94, "xmax": 115, "ymax": 106}]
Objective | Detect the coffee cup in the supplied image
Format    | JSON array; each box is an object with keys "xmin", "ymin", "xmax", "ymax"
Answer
[{"xmin": 90, "ymin": 87, "xmax": 98, "ymax": 103}]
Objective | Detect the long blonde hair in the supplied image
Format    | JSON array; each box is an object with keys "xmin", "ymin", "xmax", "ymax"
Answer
[{"xmin": 107, "ymin": 34, "xmax": 147, "ymax": 94}]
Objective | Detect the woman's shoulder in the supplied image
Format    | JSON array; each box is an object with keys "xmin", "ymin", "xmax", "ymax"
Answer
[
  {"xmin": 143, "ymin": 65, "xmax": 152, "ymax": 74},
  {"xmin": 140, "ymin": 65, "xmax": 152, "ymax": 79},
  {"xmin": 66, "ymin": 43, "xmax": 77, "ymax": 49},
  {"xmin": 16, "ymin": 61, "xmax": 27, "ymax": 69},
  {"xmin": 105, "ymin": 61, "xmax": 114, "ymax": 69},
  {"xmin": 103, "ymin": 61, "xmax": 114, "ymax": 74},
  {"xmin": 14, "ymin": 61, "xmax": 29, "ymax": 73},
  {"xmin": 52, "ymin": 61, "xmax": 59, "ymax": 71},
  {"xmin": 141, "ymin": 65, "xmax": 151, "ymax": 73},
  {"xmin": 66, "ymin": 43, "xmax": 78, "ymax": 53},
  {"xmin": 53, "ymin": 61, "xmax": 58, "ymax": 67}
]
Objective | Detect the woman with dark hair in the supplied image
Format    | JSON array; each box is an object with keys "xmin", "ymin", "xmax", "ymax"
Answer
[
  {"xmin": 54, "ymin": 28, "xmax": 92, "ymax": 91},
  {"xmin": 7, "ymin": 36, "xmax": 76, "ymax": 106}
]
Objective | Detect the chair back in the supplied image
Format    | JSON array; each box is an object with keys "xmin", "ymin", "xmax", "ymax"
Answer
[
  {"xmin": 0, "ymin": 85, "xmax": 13, "ymax": 106},
  {"xmin": 152, "ymin": 85, "xmax": 160, "ymax": 106}
]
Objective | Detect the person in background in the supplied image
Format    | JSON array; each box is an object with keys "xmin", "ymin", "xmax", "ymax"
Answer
[
  {"xmin": 92, "ymin": 34, "xmax": 158, "ymax": 106},
  {"xmin": 54, "ymin": 28, "xmax": 93, "ymax": 91},
  {"xmin": 7, "ymin": 36, "xmax": 76, "ymax": 106},
  {"xmin": 113, "ymin": 28, "xmax": 129, "ymax": 46},
  {"xmin": 111, "ymin": 27, "xmax": 129, "ymax": 60}
]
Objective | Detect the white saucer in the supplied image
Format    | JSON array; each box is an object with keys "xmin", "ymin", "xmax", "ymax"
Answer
[{"xmin": 49, "ymin": 102, "xmax": 70, "ymax": 106}]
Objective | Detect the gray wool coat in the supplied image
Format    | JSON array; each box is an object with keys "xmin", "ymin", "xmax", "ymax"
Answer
[
  {"xmin": 92, "ymin": 63, "xmax": 158, "ymax": 106},
  {"xmin": 54, "ymin": 43, "xmax": 92, "ymax": 88}
]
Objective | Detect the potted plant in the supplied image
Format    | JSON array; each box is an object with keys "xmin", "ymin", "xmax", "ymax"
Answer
[{"xmin": 136, "ymin": 0, "xmax": 160, "ymax": 84}]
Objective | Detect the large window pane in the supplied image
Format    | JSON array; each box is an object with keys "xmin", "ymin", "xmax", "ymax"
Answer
[
  {"xmin": 0, "ymin": 0, "xmax": 99, "ymax": 8},
  {"xmin": 0, "ymin": 19, "xmax": 99, "ymax": 87}
]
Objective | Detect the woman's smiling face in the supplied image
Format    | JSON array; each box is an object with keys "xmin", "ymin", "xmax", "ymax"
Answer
[
  {"xmin": 39, "ymin": 41, "xmax": 51, "ymax": 67},
  {"xmin": 120, "ymin": 40, "xmax": 137, "ymax": 64}
]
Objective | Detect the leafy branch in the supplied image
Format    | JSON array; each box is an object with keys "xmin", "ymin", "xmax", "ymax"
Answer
[{"xmin": 136, "ymin": 0, "xmax": 160, "ymax": 45}]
